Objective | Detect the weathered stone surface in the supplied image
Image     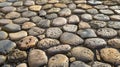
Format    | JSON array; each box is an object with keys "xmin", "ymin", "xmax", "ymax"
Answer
[
  {"xmin": 5, "ymin": 12, "xmax": 20, "ymax": 19},
  {"xmin": 16, "ymin": 63, "xmax": 27, "ymax": 67},
  {"xmin": 3, "ymin": 23, "xmax": 21, "ymax": 32},
  {"xmin": 78, "ymin": 22, "xmax": 91, "ymax": 29},
  {"xmin": 28, "ymin": 27, "xmax": 45, "ymax": 36},
  {"xmin": 90, "ymin": 21, "xmax": 106, "ymax": 29},
  {"xmin": 108, "ymin": 38, "xmax": 120, "ymax": 48},
  {"xmin": 17, "ymin": 36, "xmax": 38, "ymax": 50},
  {"xmin": 68, "ymin": 15, "xmax": 79, "ymax": 24},
  {"xmin": 63, "ymin": 24, "xmax": 77, "ymax": 32},
  {"xmin": 22, "ymin": 11, "xmax": 37, "ymax": 17},
  {"xmin": 71, "ymin": 47, "xmax": 94, "ymax": 62},
  {"xmin": 13, "ymin": 1, "xmax": 23, "ymax": 7},
  {"xmin": 8, "ymin": 49, "xmax": 27, "ymax": 62},
  {"xmin": 0, "ymin": 31, "xmax": 8, "ymax": 40},
  {"xmin": 77, "ymin": 29, "xmax": 97, "ymax": 38},
  {"xmin": 9, "ymin": 31, "xmax": 27, "ymax": 40},
  {"xmin": 92, "ymin": 61, "xmax": 111, "ymax": 67},
  {"xmin": 37, "ymin": 19, "xmax": 50, "ymax": 28},
  {"xmin": 100, "ymin": 9, "xmax": 114, "ymax": 15},
  {"xmin": 37, "ymin": 38, "xmax": 60, "ymax": 49},
  {"xmin": 0, "ymin": 19, "xmax": 12, "ymax": 25},
  {"xmin": 29, "ymin": 5, "xmax": 42, "ymax": 11},
  {"xmin": 108, "ymin": 21, "xmax": 120, "ymax": 29},
  {"xmin": 22, "ymin": 22, "xmax": 36, "ymax": 30},
  {"xmin": 110, "ymin": 15, "xmax": 120, "ymax": 20},
  {"xmin": 70, "ymin": 61, "xmax": 91, "ymax": 67},
  {"xmin": 100, "ymin": 48, "xmax": 120, "ymax": 64},
  {"xmin": 24, "ymin": 0, "xmax": 35, "ymax": 6},
  {"xmin": 0, "ymin": 40, "xmax": 16, "ymax": 54},
  {"xmin": 47, "ymin": 44, "xmax": 71, "ymax": 54},
  {"xmin": 97, "ymin": 28, "xmax": 117, "ymax": 38},
  {"xmin": 87, "ymin": 8, "xmax": 98, "ymax": 14},
  {"xmin": 28, "ymin": 49, "xmax": 48, "ymax": 67},
  {"xmin": 59, "ymin": 8, "xmax": 71, "ymax": 16},
  {"xmin": 46, "ymin": 27, "xmax": 62, "ymax": 39},
  {"xmin": 1, "ymin": 6, "xmax": 16, "ymax": 13},
  {"xmin": 48, "ymin": 54, "xmax": 69, "ymax": 67},
  {"xmin": 13, "ymin": 18, "xmax": 30, "ymax": 24},
  {"xmin": 85, "ymin": 38, "xmax": 107, "ymax": 49},
  {"xmin": 0, "ymin": 55, "xmax": 6, "ymax": 65},
  {"xmin": 94, "ymin": 14, "xmax": 110, "ymax": 21},
  {"xmin": 60, "ymin": 32, "xmax": 84, "ymax": 46},
  {"xmin": 81, "ymin": 14, "xmax": 92, "ymax": 21},
  {"xmin": 52, "ymin": 17, "xmax": 67, "ymax": 26},
  {"xmin": 0, "ymin": 2, "xmax": 12, "ymax": 7}
]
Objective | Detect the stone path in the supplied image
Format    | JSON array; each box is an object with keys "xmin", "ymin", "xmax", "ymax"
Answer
[{"xmin": 0, "ymin": 0, "xmax": 120, "ymax": 67}]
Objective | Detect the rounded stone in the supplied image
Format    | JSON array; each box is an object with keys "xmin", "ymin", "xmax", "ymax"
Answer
[
  {"xmin": 8, "ymin": 49, "xmax": 27, "ymax": 62},
  {"xmin": 63, "ymin": 24, "xmax": 77, "ymax": 32},
  {"xmin": 5, "ymin": 12, "xmax": 20, "ymax": 19},
  {"xmin": 47, "ymin": 8, "xmax": 61, "ymax": 13},
  {"xmin": 81, "ymin": 14, "xmax": 92, "ymax": 21},
  {"xmin": 92, "ymin": 61, "xmax": 111, "ymax": 67},
  {"xmin": 108, "ymin": 38, "xmax": 120, "ymax": 48},
  {"xmin": 94, "ymin": 14, "xmax": 110, "ymax": 21},
  {"xmin": 42, "ymin": 4, "xmax": 53, "ymax": 10},
  {"xmin": 100, "ymin": 9, "xmax": 114, "ymax": 15},
  {"xmin": 46, "ymin": 27, "xmax": 62, "ymax": 39},
  {"xmin": 45, "ymin": 13, "xmax": 58, "ymax": 19},
  {"xmin": 87, "ymin": 8, "xmax": 98, "ymax": 14},
  {"xmin": 108, "ymin": 21, "xmax": 120, "ymax": 29},
  {"xmin": 0, "ymin": 19, "xmax": 12, "ymax": 25},
  {"xmin": 54, "ymin": 3, "xmax": 67, "ymax": 8},
  {"xmin": 24, "ymin": 0, "xmax": 35, "ymax": 6},
  {"xmin": 37, "ymin": 19, "xmax": 50, "ymax": 28},
  {"xmin": 0, "ymin": 40, "xmax": 16, "ymax": 54},
  {"xmin": 77, "ymin": 29, "xmax": 97, "ymax": 38},
  {"xmin": 37, "ymin": 38, "xmax": 60, "ymax": 49},
  {"xmin": 94, "ymin": 5, "xmax": 108, "ymax": 9},
  {"xmin": 3, "ymin": 23, "xmax": 21, "ymax": 32},
  {"xmin": 90, "ymin": 21, "xmax": 106, "ymax": 29},
  {"xmin": 68, "ymin": 15, "xmax": 79, "ymax": 24},
  {"xmin": 70, "ymin": 61, "xmax": 91, "ymax": 67},
  {"xmin": 60, "ymin": 32, "xmax": 84, "ymax": 46},
  {"xmin": 78, "ymin": 22, "xmax": 91, "ymax": 29},
  {"xmin": 85, "ymin": 38, "xmax": 107, "ymax": 49},
  {"xmin": 39, "ymin": 10, "xmax": 47, "ymax": 16},
  {"xmin": 73, "ymin": 9, "xmax": 86, "ymax": 14},
  {"xmin": 9, "ymin": 31, "xmax": 27, "ymax": 40},
  {"xmin": 36, "ymin": 0, "xmax": 48, "ymax": 5},
  {"xmin": 29, "ymin": 5, "xmax": 42, "ymax": 11},
  {"xmin": 31, "ymin": 16, "xmax": 42, "ymax": 23},
  {"xmin": 110, "ymin": 15, "xmax": 120, "ymax": 20},
  {"xmin": 68, "ymin": 3, "xmax": 76, "ymax": 10},
  {"xmin": 71, "ymin": 47, "xmax": 94, "ymax": 62},
  {"xmin": 1, "ymin": 6, "xmax": 16, "ymax": 13},
  {"xmin": 59, "ymin": 8, "xmax": 71, "ymax": 16},
  {"xmin": 13, "ymin": 18, "xmax": 30, "ymax": 24},
  {"xmin": 0, "ymin": 31, "xmax": 8, "ymax": 40},
  {"xmin": 52, "ymin": 17, "xmax": 67, "ymax": 26},
  {"xmin": 0, "ymin": 55, "xmax": 6, "ymax": 65},
  {"xmin": 22, "ymin": 22, "xmax": 36, "ymax": 30},
  {"xmin": 97, "ymin": 28, "xmax": 117, "ymax": 38},
  {"xmin": 28, "ymin": 49, "xmax": 48, "ymax": 67},
  {"xmin": 0, "ymin": 2, "xmax": 12, "ymax": 7},
  {"xmin": 28, "ymin": 27, "xmax": 45, "ymax": 36},
  {"xmin": 47, "ymin": 44, "xmax": 71, "ymax": 55},
  {"xmin": 100, "ymin": 48, "xmax": 120, "ymax": 64},
  {"xmin": 17, "ymin": 6, "xmax": 28, "ymax": 12},
  {"xmin": 17, "ymin": 36, "xmax": 38, "ymax": 50},
  {"xmin": 16, "ymin": 63, "xmax": 27, "ymax": 67},
  {"xmin": 22, "ymin": 11, "xmax": 37, "ymax": 17},
  {"xmin": 13, "ymin": 1, "xmax": 23, "ymax": 7},
  {"xmin": 48, "ymin": 54, "xmax": 69, "ymax": 67}
]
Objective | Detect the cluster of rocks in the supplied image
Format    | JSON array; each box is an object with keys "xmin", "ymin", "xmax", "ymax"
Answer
[{"xmin": 0, "ymin": 0, "xmax": 120, "ymax": 67}]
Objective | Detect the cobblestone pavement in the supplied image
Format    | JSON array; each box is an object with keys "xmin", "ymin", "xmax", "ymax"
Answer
[{"xmin": 0, "ymin": 0, "xmax": 120, "ymax": 67}]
